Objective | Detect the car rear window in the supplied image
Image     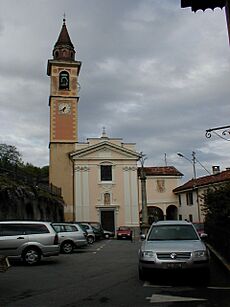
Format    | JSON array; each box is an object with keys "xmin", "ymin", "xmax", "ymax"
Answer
[
  {"xmin": 148, "ymin": 225, "xmax": 199, "ymax": 241},
  {"xmin": 118, "ymin": 227, "xmax": 130, "ymax": 231}
]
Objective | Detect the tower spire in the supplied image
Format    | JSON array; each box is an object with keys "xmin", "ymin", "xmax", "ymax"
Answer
[{"xmin": 53, "ymin": 17, "xmax": 75, "ymax": 61}]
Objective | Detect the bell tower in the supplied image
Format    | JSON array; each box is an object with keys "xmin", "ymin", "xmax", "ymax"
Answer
[{"xmin": 47, "ymin": 18, "xmax": 81, "ymax": 220}]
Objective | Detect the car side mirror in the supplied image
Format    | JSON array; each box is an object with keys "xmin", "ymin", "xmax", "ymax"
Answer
[
  {"xmin": 140, "ymin": 234, "xmax": 146, "ymax": 240},
  {"xmin": 200, "ymin": 233, "xmax": 208, "ymax": 240}
]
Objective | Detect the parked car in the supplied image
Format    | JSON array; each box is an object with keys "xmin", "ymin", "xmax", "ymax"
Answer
[
  {"xmin": 52, "ymin": 223, "xmax": 88, "ymax": 254},
  {"xmin": 79, "ymin": 222, "xmax": 104, "ymax": 240},
  {"xmin": 138, "ymin": 220, "xmax": 210, "ymax": 284},
  {"xmin": 117, "ymin": 226, "xmax": 133, "ymax": 240},
  {"xmin": 78, "ymin": 222, "xmax": 95, "ymax": 244},
  {"xmin": 103, "ymin": 229, "xmax": 115, "ymax": 239},
  {"xmin": 0, "ymin": 221, "xmax": 60, "ymax": 265},
  {"xmin": 193, "ymin": 222, "xmax": 205, "ymax": 236}
]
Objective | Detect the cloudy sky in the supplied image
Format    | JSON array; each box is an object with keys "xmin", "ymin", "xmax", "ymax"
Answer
[{"xmin": 0, "ymin": 0, "xmax": 229, "ymax": 181}]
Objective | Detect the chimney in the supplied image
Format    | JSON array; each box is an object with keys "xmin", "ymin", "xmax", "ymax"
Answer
[{"xmin": 212, "ymin": 166, "xmax": 220, "ymax": 175}]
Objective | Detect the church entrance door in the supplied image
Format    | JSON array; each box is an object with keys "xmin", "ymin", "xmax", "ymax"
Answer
[{"xmin": 101, "ymin": 210, "xmax": 115, "ymax": 232}]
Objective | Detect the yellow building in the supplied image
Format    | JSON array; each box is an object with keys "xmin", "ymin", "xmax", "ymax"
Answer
[{"xmin": 138, "ymin": 167, "xmax": 183, "ymax": 225}]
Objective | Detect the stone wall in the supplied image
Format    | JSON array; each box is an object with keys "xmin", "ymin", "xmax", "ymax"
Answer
[{"xmin": 0, "ymin": 182, "xmax": 64, "ymax": 222}]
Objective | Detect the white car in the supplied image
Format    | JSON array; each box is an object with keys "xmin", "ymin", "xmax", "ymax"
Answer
[
  {"xmin": 0, "ymin": 221, "xmax": 60, "ymax": 265},
  {"xmin": 52, "ymin": 223, "xmax": 88, "ymax": 254},
  {"xmin": 77, "ymin": 222, "xmax": 96, "ymax": 244},
  {"xmin": 138, "ymin": 220, "xmax": 210, "ymax": 284}
]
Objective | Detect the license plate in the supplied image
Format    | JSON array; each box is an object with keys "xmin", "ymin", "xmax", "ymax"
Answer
[{"xmin": 167, "ymin": 263, "xmax": 182, "ymax": 269}]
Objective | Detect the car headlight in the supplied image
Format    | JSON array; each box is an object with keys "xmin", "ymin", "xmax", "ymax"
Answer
[
  {"xmin": 194, "ymin": 250, "xmax": 207, "ymax": 258},
  {"xmin": 142, "ymin": 251, "xmax": 154, "ymax": 258}
]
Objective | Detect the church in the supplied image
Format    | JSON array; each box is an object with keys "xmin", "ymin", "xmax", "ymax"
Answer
[{"xmin": 47, "ymin": 19, "xmax": 141, "ymax": 232}]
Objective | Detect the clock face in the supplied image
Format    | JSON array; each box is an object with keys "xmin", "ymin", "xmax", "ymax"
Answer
[{"xmin": 58, "ymin": 102, "xmax": 71, "ymax": 114}]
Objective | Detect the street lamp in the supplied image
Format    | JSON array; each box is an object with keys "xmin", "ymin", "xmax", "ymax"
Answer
[
  {"xmin": 177, "ymin": 151, "xmax": 212, "ymax": 222},
  {"xmin": 177, "ymin": 151, "xmax": 200, "ymax": 221},
  {"xmin": 177, "ymin": 151, "xmax": 211, "ymax": 178},
  {"xmin": 177, "ymin": 151, "xmax": 197, "ymax": 179}
]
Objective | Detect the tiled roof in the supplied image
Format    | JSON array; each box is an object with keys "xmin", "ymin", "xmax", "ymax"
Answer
[
  {"xmin": 173, "ymin": 170, "xmax": 230, "ymax": 193},
  {"xmin": 138, "ymin": 166, "xmax": 183, "ymax": 177}
]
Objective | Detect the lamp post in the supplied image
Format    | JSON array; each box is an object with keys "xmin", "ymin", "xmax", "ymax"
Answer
[
  {"xmin": 177, "ymin": 151, "xmax": 197, "ymax": 179},
  {"xmin": 177, "ymin": 151, "xmax": 207, "ymax": 222},
  {"xmin": 139, "ymin": 152, "xmax": 149, "ymax": 234}
]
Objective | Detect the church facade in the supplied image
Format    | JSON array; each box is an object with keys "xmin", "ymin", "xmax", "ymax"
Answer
[{"xmin": 70, "ymin": 131, "xmax": 140, "ymax": 231}]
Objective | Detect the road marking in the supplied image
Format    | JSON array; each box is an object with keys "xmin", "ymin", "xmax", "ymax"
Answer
[
  {"xmin": 143, "ymin": 281, "xmax": 171, "ymax": 288},
  {"xmin": 144, "ymin": 281, "xmax": 230, "ymax": 291},
  {"xmin": 143, "ymin": 281, "xmax": 194, "ymax": 291},
  {"xmin": 90, "ymin": 244, "xmax": 107, "ymax": 254},
  {"xmin": 146, "ymin": 294, "xmax": 207, "ymax": 303},
  {"xmin": 208, "ymin": 286, "xmax": 230, "ymax": 290}
]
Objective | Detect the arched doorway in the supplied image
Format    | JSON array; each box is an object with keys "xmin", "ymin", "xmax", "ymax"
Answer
[
  {"xmin": 166, "ymin": 205, "xmax": 178, "ymax": 220},
  {"xmin": 148, "ymin": 206, "xmax": 164, "ymax": 224}
]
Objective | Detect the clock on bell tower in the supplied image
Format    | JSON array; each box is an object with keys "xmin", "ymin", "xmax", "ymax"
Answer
[{"xmin": 47, "ymin": 18, "xmax": 81, "ymax": 220}]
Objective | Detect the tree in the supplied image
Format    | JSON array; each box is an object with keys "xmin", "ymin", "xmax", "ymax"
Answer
[
  {"xmin": 202, "ymin": 183, "xmax": 230, "ymax": 226},
  {"xmin": 202, "ymin": 184, "xmax": 230, "ymax": 261},
  {"xmin": 0, "ymin": 144, "xmax": 23, "ymax": 168},
  {"xmin": 21, "ymin": 163, "xmax": 49, "ymax": 183},
  {"xmin": 0, "ymin": 143, "xmax": 49, "ymax": 182}
]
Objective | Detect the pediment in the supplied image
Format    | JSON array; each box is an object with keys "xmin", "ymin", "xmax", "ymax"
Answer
[{"xmin": 70, "ymin": 141, "xmax": 140, "ymax": 161}]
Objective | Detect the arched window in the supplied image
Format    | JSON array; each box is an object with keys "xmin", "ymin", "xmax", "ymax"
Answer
[{"xmin": 59, "ymin": 71, "xmax": 69, "ymax": 90}]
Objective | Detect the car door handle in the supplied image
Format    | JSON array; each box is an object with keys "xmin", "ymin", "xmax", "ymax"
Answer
[{"xmin": 17, "ymin": 237, "xmax": 25, "ymax": 239}]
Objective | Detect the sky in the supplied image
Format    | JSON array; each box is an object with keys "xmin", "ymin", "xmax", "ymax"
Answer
[{"xmin": 0, "ymin": 0, "xmax": 229, "ymax": 182}]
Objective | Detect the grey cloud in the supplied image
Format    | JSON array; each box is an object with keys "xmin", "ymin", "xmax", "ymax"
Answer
[{"xmin": 0, "ymin": 0, "xmax": 229, "ymax": 179}]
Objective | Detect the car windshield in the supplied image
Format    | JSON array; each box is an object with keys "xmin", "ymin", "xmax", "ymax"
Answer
[
  {"xmin": 119, "ymin": 227, "xmax": 130, "ymax": 231},
  {"xmin": 147, "ymin": 225, "xmax": 199, "ymax": 241}
]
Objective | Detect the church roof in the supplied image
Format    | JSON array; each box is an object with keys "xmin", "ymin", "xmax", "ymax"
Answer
[
  {"xmin": 70, "ymin": 140, "xmax": 141, "ymax": 160},
  {"xmin": 54, "ymin": 18, "xmax": 74, "ymax": 49}
]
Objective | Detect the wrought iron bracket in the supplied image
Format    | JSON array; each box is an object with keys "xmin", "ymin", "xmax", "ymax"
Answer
[{"xmin": 205, "ymin": 125, "xmax": 230, "ymax": 141}]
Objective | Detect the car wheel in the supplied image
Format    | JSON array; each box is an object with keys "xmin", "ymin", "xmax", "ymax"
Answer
[
  {"xmin": 104, "ymin": 233, "xmax": 110, "ymax": 239},
  {"xmin": 23, "ymin": 247, "xmax": 41, "ymax": 265},
  {"xmin": 61, "ymin": 241, "xmax": 74, "ymax": 254},
  {"xmin": 87, "ymin": 236, "xmax": 94, "ymax": 244}
]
